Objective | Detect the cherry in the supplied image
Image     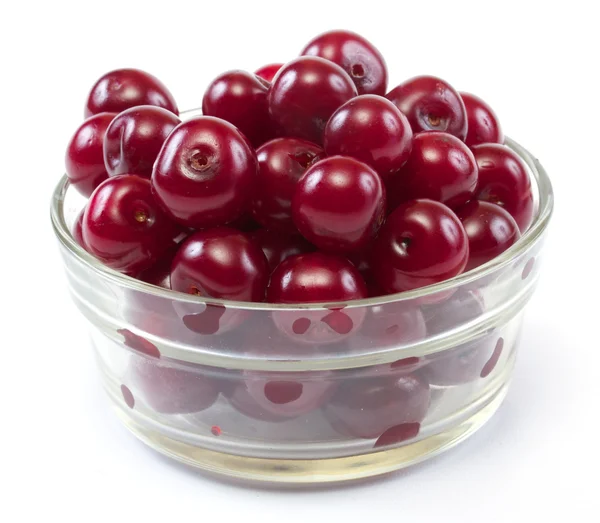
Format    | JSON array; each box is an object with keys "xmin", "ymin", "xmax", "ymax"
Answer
[
  {"xmin": 130, "ymin": 358, "xmax": 218, "ymax": 414},
  {"xmin": 472, "ymin": 143, "xmax": 534, "ymax": 232},
  {"xmin": 202, "ymin": 70, "xmax": 274, "ymax": 147},
  {"xmin": 455, "ymin": 200, "xmax": 521, "ymax": 271},
  {"xmin": 324, "ymin": 95, "xmax": 413, "ymax": 182},
  {"xmin": 249, "ymin": 229, "xmax": 314, "ymax": 272},
  {"xmin": 268, "ymin": 252, "xmax": 368, "ymax": 344},
  {"xmin": 84, "ymin": 68, "xmax": 178, "ymax": 118},
  {"xmin": 136, "ymin": 241, "xmax": 179, "ymax": 288},
  {"xmin": 83, "ymin": 175, "xmax": 179, "ymax": 274},
  {"xmin": 170, "ymin": 227, "xmax": 269, "ymax": 302},
  {"xmin": 251, "ymin": 137, "xmax": 324, "ymax": 233},
  {"xmin": 254, "ymin": 63, "xmax": 283, "ymax": 83},
  {"xmin": 325, "ymin": 372, "xmax": 430, "ymax": 439},
  {"xmin": 65, "ymin": 112, "xmax": 116, "ymax": 197},
  {"xmin": 268, "ymin": 56, "xmax": 357, "ymax": 144},
  {"xmin": 72, "ymin": 208, "xmax": 87, "ymax": 250},
  {"xmin": 386, "ymin": 75, "xmax": 467, "ymax": 140},
  {"xmin": 372, "ymin": 199, "xmax": 469, "ymax": 294},
  {"xmin": 388, "ymin": 131, "xmax": 478, "ymax": 210},
  {"xmin": 103, "ymin": 105, "xmax": 180, "ymax": 178},
  {"xmin": 460, "ymin": 92, "xmax": 504, "ymax": 147},
  {"xmin": 227, "ymin": 213, "xmax": 262, "ymax": 233},
  {"xmin": 151, "ymin": 116, "xmax": 258, "ymax": 229},
  {"xmin": 300, "ymin": 30, "xmax": 388, "ymax": 96},
  {"xmin": 292, "ymin": 156, "xmax": 386, "ymax": 253}
]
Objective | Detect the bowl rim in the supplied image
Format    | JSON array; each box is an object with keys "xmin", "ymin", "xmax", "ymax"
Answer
[{"xmin": 50, "ymin": 109, "xmax": 554, "ymax": 312}]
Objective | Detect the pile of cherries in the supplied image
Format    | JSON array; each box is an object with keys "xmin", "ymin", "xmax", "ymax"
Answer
[{"xmin": 67, "ymin": 29, "xmax": 533, "ymax": 307}]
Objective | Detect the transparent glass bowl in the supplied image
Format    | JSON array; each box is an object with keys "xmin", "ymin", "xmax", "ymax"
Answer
[{"xmin": 51, "ymin": 109, "xmax": 553, "ymax": 484}]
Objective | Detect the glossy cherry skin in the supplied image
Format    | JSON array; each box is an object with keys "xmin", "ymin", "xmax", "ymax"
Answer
[
  {"xmin": 65, "ymin": 112, "xmax": 116, "ymax": 197},
  {"xmin": 103, "ymin": 105, "xmax": 180, "ymax": 178},
  {"xmin": 472, "ymin": 143, "xmax": 534, "ymax": 232},
  {"xmin": 202, "ymin": 70, "xmax": 274, "ymax": 148},
  {"xmin": 292, "ymin": 156, "xmax": 386, "ymax": 253},
  {"xmin": 252, "ymin": 138, "xmax": 324, "ymax": 233},
  {"xmin": 83, "ymin": 175, "xmax": 180, "ymax": 274},
  {"xmin": 456, "ymin": 200, "xmax": 521, "ymax": 271},
  {"xmin": 136, "ymin": 241, "xmax": 179, "ymax": 288},
  {"xmin": 267, "ymin": 252, "xmax": 368, "ymax": 345},
  {"xmin": 460, "ymin": 92, "xmax": 504, "ymax": 147},
  {"xmin": 84, "ymin": 68, "xmax": 178, "ymax": 118},
  {"xmin": 254, "ymin": 63, "xmax": 283, "ymax": 83},
  {"xmin": 388, "ymin": 131, "xmax": 478, "ymax": 210},
  {"xmin": 301, "ymin": 30, "xmax": 388, "ymax": 96},
  {"xmin": 372, "ymin": 199, "xmax": 469, "ymax": 294},
  {"xmin": 386, "ymin": 75, "xmax": 467, "ymax": 140},
  {"xmin": 249, "ymin": 229, "xmax": 314, "ymax": 272},
  {"xmin": 130, "ymin": 358, "xmax": 218, "ymax": 414},
  {"xmin": 325, "ymin": 372, "xmax": 430, "ymax": 440},
  {"xmin": 324, "ymin": 95, "xmax": 413, "ymax": 182},
  {"xmin": 170, "ymin": 227, "xmax": 269, "ymax": 302},
  {"xmin": 268, "ymin": 56, "xmax": 358, "ymax": 144},
  {"xmin": 152, "ymin": 116, "xmax": 258, "ymax": 229}
]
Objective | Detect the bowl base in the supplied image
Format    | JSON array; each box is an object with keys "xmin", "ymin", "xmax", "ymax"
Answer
[{"xmin": 112, "ymin": 383, "xmax": 508, "ymax": 485}]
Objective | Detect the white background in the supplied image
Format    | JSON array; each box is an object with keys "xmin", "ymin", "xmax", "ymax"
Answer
[{"xmin": 1, "ymin": 0, "xmax": 599, "ymax": 521}]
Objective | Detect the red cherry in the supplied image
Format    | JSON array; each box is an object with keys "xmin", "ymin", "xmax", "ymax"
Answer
[
  {"xmin": 151, "ymin": 116, "xmax": 258, "ymax": 229},
  {"xmin": 72, "ymin": 208, "xmax": 87, "ymax": 250},
  {"xmin": 455, "ymin": 200, "xmax": 521, "ymax": 271},
  {"xmin": 388, "ymin": 131, "xmax": 478, "ymax": 210},
  {"xmin": 325, "ymin": 373, "xmax": 430, "ymax": 439},
  {"xmin": 103, "ymin": 105, "xmax": 180, "ymax": 178},
  {"xmin": 460, "ymin": 92, "xmax": 504, "ymax": 147},
  {"xmin": 249, "ymin": 229, "xmax": 314, "ymax": 272},
  {"xmin": 472, "ymin": 143, "xmax": 534, "ymax": 232},
  {"xmin": 254, "ymin": 63, "xmax": 283, "ymax": 83},
  {"xmin": 372, "ymin": 199, "xmax": 469, "ymax": 293},
  {"xmin": 324, "ymin": 95, "xmax": 413, "ymax": 182},
  {"xmin": 252, "ymin": 137, "xmax": 324, "ymax": 233},
  {"xmin": 300, "ymin": 30, "xmax": 388, "ymax": 96},
  {"xmin": 386, "ymin": 75, "xmax": 467, "ymax": 140},
  {"xmin": 130, "ymin": 358, "xmax": 218, "ymax": 414},
  {"xmin": 84, "ymin": 68, "xmax": 178, "ymax": 118},
  {"xmin": 292, "ymin": 156, "xmax": 386, "ymax": 253},
  {"xmin": 170, "ymin": 227, "xmax": 269, "ymax": 302},
  {"xmin": 83, "ymin": 175, "xmax": 179, "ymax": 274},
  {"xmin": 268, "ymin": 253, "xmax": 368, "ymax": 344},
  {"xmin": 202, "ymin": 70, "xmax": 274, "ymax": 147},
  {"xmin": 135, "ymin": 241, "xmax": 179, "ymax": 288},
  {"xmin": 65, "ymin": 112, "xmax": 116, "ymax": 197},
  {"xmin": 268, "ymin": 56, "xmax": 357, "ymax": 144}
]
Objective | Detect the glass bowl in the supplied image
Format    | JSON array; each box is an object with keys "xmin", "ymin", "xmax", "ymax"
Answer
[{"xmin": 50, "ymin": 108, "xmax": 553, "ymax": 484}]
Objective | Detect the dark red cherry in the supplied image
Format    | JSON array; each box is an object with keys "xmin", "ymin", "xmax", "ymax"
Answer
[
  {"xmin": 130, "ymin": 358, "xmax": 218, "ymax": 414},
  {"xmin": 83, "ymin": 175, "xmax": 179, "ymax": 274},
  {"xmin": 325, "ymin": 372, "xmax": 430, "ymax": 439},
  {"xmin": 301, "ymin": 30, "xmax": 388, "ymax": 96},
  {"xmin": 372, "ymin": 199, "xmax": 469, "ymax": 293},
  {"xmin": 65, "ymin": 112, "xmax": 116, "ymax": 197},
  {"xmin": 84, "ymin": 68, "xmax": 178, "ymax": 118},
  {"xmin": 472, "ymin": 143, "xmax": 534, "ymax": 232},
  {"xmin": 72, "ymin": 208, "xmax": 87, "ymax": 250},
  {"xmin": 249, "ymin": 229, "xmax": 314, "ymax": 272},
  {"xmin": 170, "ymin": 227, "xmax": 269, "ymax": 302},
  {"xmin": 202, "ymin": 70, "xmax": 274, "ymax": 147},
  {"xmin": 386, "ymin": 75, "xmax": 467, "ymax": 140},
  {"xmin": 135, "ymin": 242, "xmax": 179, "ymax": 288},
  {"xmin": 268, "ymin": 56, "xmax": 358, "ymax": 144},
  {"xmin": 388, "ymin": 131, "xmax": 478, "ymax": 210},
  {"xmin": 324, "ymin": 95, "xmax": 412, "ymax": 182},
  {"xmin": 151, "ymin": 116, "xmax": 258, "ymax": 229},
  {"xmin": 268, "ymin": 253, "xmax": 368, "ymax": 344},
  {"xmin": 104, "ymin": 105, "xmax": 180, "ymax": 178},
  {"xmin": 254, "ymin": 63, "xmax": 283, "ymax": 83},
  {"xmin": 455, "ymin": 200, "xmax": 521, "ymax": 271},
  {"xmin": 460, "ymin": 92, "xmax": 504, "ymax": 147},
  {"xmin": 292, "ymin": 156, "xmax": 386, "ymax": 253},
  {"xmin": 251, "ymin": 137, "xmax": 324, "ymax": 233},
  {"xmin": 227, "ymin": 213, "xmax": 262, "ymax": 233}
]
